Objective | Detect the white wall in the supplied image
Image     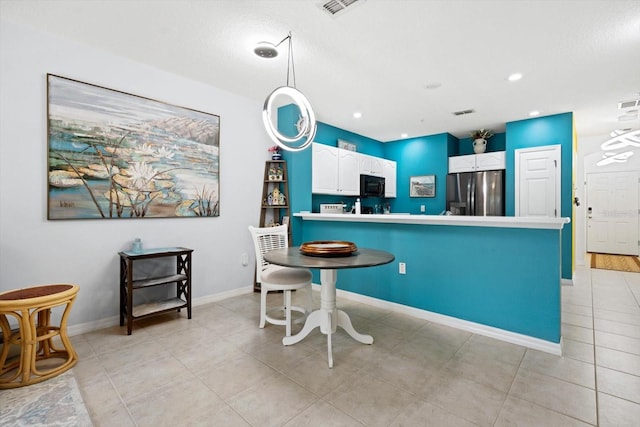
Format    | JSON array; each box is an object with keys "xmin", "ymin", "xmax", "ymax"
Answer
[
  {"xmin": 0, "ymin": 21, "xmax": 271, "ymax": 330},
  {"xmin": 575, "ymin": 133, "xmax": 640, "ymax": 263}
]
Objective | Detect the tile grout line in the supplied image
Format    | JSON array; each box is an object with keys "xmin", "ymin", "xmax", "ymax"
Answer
[
  {"xmin": 81, "ymin": 334, "xmax": 139, "ymax": 426},
  {"xmin": 493, "ymin": 340, "xmax": 529, "ymax": 427}
]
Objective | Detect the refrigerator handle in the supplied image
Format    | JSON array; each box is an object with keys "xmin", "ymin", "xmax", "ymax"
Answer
[
  {"xmin": 471, "ymin": 177, "xmax": 476, "ymax": 215},
  {"xmin": 466, "ymin": 177, "xmax": 473, "ymax": 215}
]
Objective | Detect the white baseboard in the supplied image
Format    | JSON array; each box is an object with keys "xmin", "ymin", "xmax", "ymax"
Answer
[
  {"xmin": 314, "ymin": 284, "xmax": 562, "ymax": 356},
  {"xmin": 67, "ymin": 315, "xmax": 120, "ymax": 337},
  {"xmin": 68, "ymin": 283, "xmax": 561, "ymax": 356},
  {"xmin": 67, "ymin": 286, "xmax": 253, "ymax": 337},
  {"xmin": 191, "ymin": 286, "xmax": 253, "ymax": 307}
]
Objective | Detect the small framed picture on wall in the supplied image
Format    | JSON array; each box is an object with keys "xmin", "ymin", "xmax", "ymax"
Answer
[{"xmin": 409, "ymin": 175, "xmax": 436, "ymax": 197}]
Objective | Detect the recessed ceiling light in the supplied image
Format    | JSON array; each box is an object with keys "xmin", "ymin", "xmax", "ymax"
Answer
[
  {"xmin": 353, "ymin": 112, "xmax": 362, "ymax": 119},
  {"xmin": 401, "ymin": 133, "xmax": 408, "ymax": 138},
  {"xmin": 529, "ymin": 110, "xmax": 540, "ymax": 116},
  {"xmin": 507, "ymin": 73, "xmax": 523, "ymax": 82},
  {"xmin": 254, "ymin": 41, "xmax": 278, "ymax": 58}
]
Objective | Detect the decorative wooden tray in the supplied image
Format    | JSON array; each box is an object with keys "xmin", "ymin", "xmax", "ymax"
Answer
[{"xmin": 300, "ymin": 241, "xmax": 358, "ymax": 257}]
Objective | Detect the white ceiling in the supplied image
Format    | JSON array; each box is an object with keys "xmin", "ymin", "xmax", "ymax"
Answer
[{"xmin": 2, "ymin": 0, "xmax": 639, "ymax": 141}]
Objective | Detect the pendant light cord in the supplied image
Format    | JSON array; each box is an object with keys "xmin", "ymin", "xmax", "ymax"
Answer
[
  {"xmin": 287, "ymin": 32, "xmax": 296, "ymax": 88},
  {"xmin": 273, "ymin": 32, "xmax": 296, "ymax": 88}
]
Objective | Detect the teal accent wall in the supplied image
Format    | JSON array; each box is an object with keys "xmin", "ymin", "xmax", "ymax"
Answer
[
  {"xmin": 281, "ymin": 105, "xmax": 572, "ymax": 295},
  {"xmin": 382, "ymin": 133, "xmax": 453, "ymax": 214},
  {"xmin": 505, "ymin": 113, "xmax": 573, "ymax": 280},
  {"xmin": 315, "ymin": 122, "xmax": 383, "ymax": 157},
  {"xmin": 301, "ymin": 220, "xmax": 562, "ymax": 343}
]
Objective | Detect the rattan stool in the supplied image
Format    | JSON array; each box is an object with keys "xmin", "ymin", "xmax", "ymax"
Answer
[{"xmin": 0, "ymin": 284, "xmax": 79, "ymax": 388}]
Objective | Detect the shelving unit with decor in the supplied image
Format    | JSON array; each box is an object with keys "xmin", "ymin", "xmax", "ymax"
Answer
[
  {"xmin": 259, "ymin": 159, "xmax": 291, "ymax": 229},
  {"xmin": 256, "ymin": 159, "xmax": 291, "ymax": 291}
]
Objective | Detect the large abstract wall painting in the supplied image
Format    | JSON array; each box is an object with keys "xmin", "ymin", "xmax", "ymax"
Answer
[{"xmin": 47, "ymin": 74, "xmax": 220, "ymax": 219}]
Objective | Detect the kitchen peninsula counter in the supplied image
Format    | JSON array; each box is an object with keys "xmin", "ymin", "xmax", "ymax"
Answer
[
  {"xmin": 293, "ymin": 211, "xmax": 571, "ymax": 355},
  {"xmin": 294, "ymin": 212, "xmax": 569, "ymax": 230}
]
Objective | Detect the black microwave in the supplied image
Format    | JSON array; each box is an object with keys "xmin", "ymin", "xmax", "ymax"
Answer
[{"xmin": 360, "ymin": 174, "xmax": 385, "ymax": 198}]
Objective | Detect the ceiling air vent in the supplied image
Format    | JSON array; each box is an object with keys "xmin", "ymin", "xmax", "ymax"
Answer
[
  {"xmin": 452, "ymin": 109, "xmax": 475, "ymax": 116},
  {"xmin": 619, "ymin": 99, "xmax": 640, "ymax": 109},
  {"xmin": 320, "ymin": 0, "xmax": 362, "ymax": 16}
]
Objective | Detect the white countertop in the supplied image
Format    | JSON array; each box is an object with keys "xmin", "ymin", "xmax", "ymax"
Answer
[{"xmin": 294, "ymin": 212, "xmax": 570, "ymax": 230}]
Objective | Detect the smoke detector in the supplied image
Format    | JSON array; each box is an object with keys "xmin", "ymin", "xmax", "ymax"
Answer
[{"xmin": 320, "ymin": 0, "xmax": 364, "ymax": 16}]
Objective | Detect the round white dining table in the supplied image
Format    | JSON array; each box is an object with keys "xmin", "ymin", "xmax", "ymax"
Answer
[{"xmin": 263, "ymin": 246, "xmax": 394, "ymax": 368}]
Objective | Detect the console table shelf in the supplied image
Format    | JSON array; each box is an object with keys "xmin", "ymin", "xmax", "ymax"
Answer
[
  {"xmin": 132, "ymin": 274, "xmax": 188, "ymax": 289},
  {"xmin": 118, "ymin": 247, "xmax": 193, "ymax": 335},
  {"xmin": 132, "ymin": 298, "xmax": 187, "ymax": 318}
]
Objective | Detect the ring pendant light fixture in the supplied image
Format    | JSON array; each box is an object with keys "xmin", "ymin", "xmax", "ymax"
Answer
[{"xmin": 259, "ymin": 32, "xmax": 317, "ymax": 152}]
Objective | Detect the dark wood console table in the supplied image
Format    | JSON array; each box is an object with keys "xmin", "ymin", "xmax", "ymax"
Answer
[{"xmin": 118, "ymin": 247, "xmax": 193, "ymax": 335}]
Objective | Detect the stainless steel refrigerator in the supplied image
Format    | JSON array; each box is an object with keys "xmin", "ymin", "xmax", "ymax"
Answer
[{"xmin": 446, "ymin": 170, "xmax": 505, "ymax": 216}]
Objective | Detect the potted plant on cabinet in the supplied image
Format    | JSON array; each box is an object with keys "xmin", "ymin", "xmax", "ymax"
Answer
[{"xmin": 469, "ymin": 129, "xmax": 493, "ymax": 154}]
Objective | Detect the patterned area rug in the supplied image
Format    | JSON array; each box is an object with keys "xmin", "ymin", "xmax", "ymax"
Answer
[
  {"xmin": 0, "ymin": 370, "xmax": 92, "ymax": 426},
  {"xmin": 590, "ymin": 253, "xmax": 640, "ymax": 273}
]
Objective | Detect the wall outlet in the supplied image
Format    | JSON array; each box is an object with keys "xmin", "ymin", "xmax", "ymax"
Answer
[
  {"xmin": 399, "ymin": 262, "xmax": 406, "ymax": 274},
  {"xmin": 241, "ymin": 253, "xmax": 249, "ymax": 266},
  {"xmin": 420, "ymin": 205, "xmax": 425, "ymax": 213}
]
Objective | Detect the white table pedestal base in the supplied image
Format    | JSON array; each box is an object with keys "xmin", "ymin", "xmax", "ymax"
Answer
[{"xmin": 282, "ymin": 269, "xmax": 373, "ymax": 368}]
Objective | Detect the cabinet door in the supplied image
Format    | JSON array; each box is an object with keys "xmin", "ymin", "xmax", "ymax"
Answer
[
  {"xmin": 358, "ymin": 153, "xmax": 384, "ymax": 177},
  {"xmin": 338, "ymin": 150, "xmax": 360, "ymax": 195},
  {"xmin": 475, "ymin": 151, "xmax": 506, "ymax": 171},
  {"xmin": 370, "ymin": 156, "xmax": 384, "ymax": 177},
  {"xmin": 358, "ymin": 153, "xmax": 372, "ymax": 175},
  {"xmin": 312, "ymin": 143, "xmax": 340, "ymax": 194},
  {"xmin": 449, "ymin": 155, "xmax": 477, "ymax": 173},
  {"xmin": 383, "ymin": 159, "xmax": 397, "ymax": 198}
]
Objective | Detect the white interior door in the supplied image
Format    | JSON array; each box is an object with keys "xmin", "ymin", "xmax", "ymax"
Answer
[
  {"xmin": 515, "ymin": 145, "xmax": 561, "ymax": 217},
  {"xmin": 586, "ymin": 171, "xmax": 639, "ymax": 255}
]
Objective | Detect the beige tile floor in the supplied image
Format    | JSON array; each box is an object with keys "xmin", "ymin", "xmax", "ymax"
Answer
[{"xmin": 70, "ymin": 264, "xmax": 640, "ymax": 426}]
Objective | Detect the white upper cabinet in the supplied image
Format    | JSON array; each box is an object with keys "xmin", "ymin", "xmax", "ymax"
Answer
[
  {"xmin": 312, "ymin": 143, "xmax": 393, "ymax": 196},
  {"xmin": 337, "ymin": 149, "xmax": 359, "ymax": 195},
  {"xmin": 359, "ymin": 154, "xmax": 384, "ymax": 177},
  {"xmin": 382, "ymin": 159, "xmax": 397, "ymax": 198},
  {"xmin": 448, "ymin": 155, "xmax": 477, "ymax": 173},
  {"xmin": 312, "ymin": 143, "xmax": 339, "ymax": 194},
  {"xmin": 312, "ymin": 143, "xmax": 359, "ymax": 195},
  {"xmin": 449, "ymin": 151, "xmax": 505, "ymax": 173},
  {"xmin": 475, "ymin": 151, "xmax": 506, "ymax": 171}
]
